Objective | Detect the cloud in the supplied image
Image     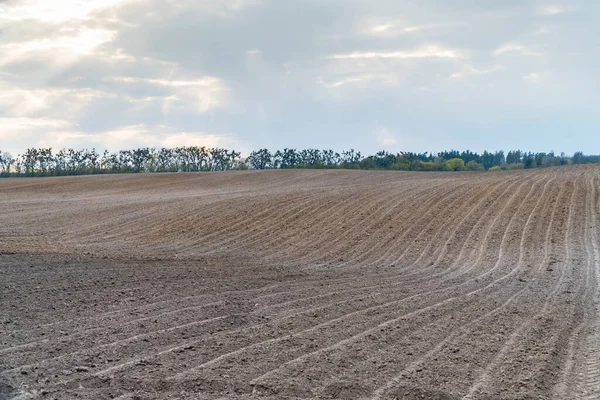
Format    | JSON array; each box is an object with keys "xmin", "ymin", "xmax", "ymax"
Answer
[
  {"xmin": 0, "ymin": 0, "xmax": 597, "ymax": 157},
  {"xmin": 0, "ymin": 122, "xmax": 243, "ymax": 155},
  {"xmin": 493, "ymin": 43, "xmax": 541, "ymax": 56},
  {"xmin": 523, "ymin": 72, "xmax": 547, "ymax": 84},
  {"xmin": 0, "ymin": 117, "xmax": 73, "ymax": 151},
  {"xmin": 537, "ymin": 5, "xmax": 568, "ymax": 16},
  {"xmin": 524, "ymin": 72, "xmax": 540, "ymax": 80},
  {"xmin": 331, "ymin": 45, "xmax": 464, "ymax": 60},
  {"xmin": 372, "ymin": 128, "xmax": 398, "ymax": 147},
  {"xmin": 0, "ymin": 28, "xmax": 115, "ymax": 66},
  {"xmin": 0, "ymin": 83, "xmax": 116, "ymax": 117},
  {"xmin": 106, "ymin": 75, "xmax": 230, "ymax": 113},
  {"xmin": 450, "ymin": 64, "xmax": 503, "ymax": 79},
  {"xmin": 0, "ymin": 117, "xmax": 71, "ymax": 131},
  {"xmin": 535, "ymin": 26, "xmax": 550, "ymax": 35},
  {"xmin": 0, "ymin": 0, "xmax": 139, "ymax": 23},
  {"xmin": 108, "ymin": 76, "xmax": 224, "ymax": 88},
  {"xmin": 359, "ymin": 19, "xmax": 462, "ymax": 38},
  {"xmin": 324, "ymin": 74, "xmax": 374, "ymax": 88}
]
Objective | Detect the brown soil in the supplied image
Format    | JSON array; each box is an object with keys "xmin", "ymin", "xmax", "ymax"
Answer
[{"xmin": 1, "ymin": 166, "xmax": 599, "ymax": 399}]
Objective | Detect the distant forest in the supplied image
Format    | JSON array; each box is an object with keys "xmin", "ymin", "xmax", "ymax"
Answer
[{"xmin": 0, "ymin": 147, "xmax": 599, "ymax": 177}]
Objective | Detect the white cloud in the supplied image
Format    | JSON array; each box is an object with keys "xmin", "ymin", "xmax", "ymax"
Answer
[
  {"xmin": 324, "ymin": 74, "xmax": 374, "ymax": 88},
  {"xmin": 1, "ymin": 122, "xmax": 243, "ymax": 155},
  {"xmin": 108, "ymin": 76, "xmax": 224, "ymax": 88},
  {"xmin": 108, "ymin": 75, "xmax": 230, "ymax": 113},
  {"xmin": 161, "ymin": 132, "xmax": 239, "ymax": 148},
  {"xmin": 535, "ymin": 26, "xmax": 550, "ymax": 35},
  {"xmin": 246, "ymin": 49, "xmax": 261, "ymax": 55},
  {"xmin": 450, "ymin": 63, "xmax": 503, "ymax": 79},
  {"xmin": 523, "ymin": 72, "xmax": 546, "ymax": 84},
  {"xmin": 0, "ymin": 117, "xmax": 73, "ymax": 149},
  {"xmin": 360, "ymin": 20, "xmax": 460, "ymax": 37},
  {"xmin": 0, "ymin": 0, "xmax": 137, "ymax": 24},
  {"xmin": 0, "ymin": 83, "xmax": 116, "ymax": 117},
  {"xmin": 537, "ymin": 5, "xmax": 568, "ymax": 16},
  {"xmin": 0, "ymin": 117, "xmax": 71, "ymax": 131},
  {"xmin": 0, "ymin": 28, "xmax": 115, "ymax": 66},
  {"xmin": 49, "ymin": 126, "xmax": 241, "ymax": 151},
  {"xmin": 331, "ymin": 45, "xmax": 464, "ymax": 60},
  {"xmin": 368, "ymin": 24, "xmax": 394, "ymax": 34},
  {"xmin": 493, "ymin": 43, "xmax": 541, "ymax": 56},
  {"xmin": 371, "ymin": 127, "xmax": 398, "ymax": 147},
  {"xmin": 524, "ymin": 72, "xmax": 539, "ymax": 80}
]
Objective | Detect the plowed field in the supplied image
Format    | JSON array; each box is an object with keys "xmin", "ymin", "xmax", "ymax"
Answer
[{"xmin": 1, "ymin": 166, "xmax": 599, "ymax": 399}]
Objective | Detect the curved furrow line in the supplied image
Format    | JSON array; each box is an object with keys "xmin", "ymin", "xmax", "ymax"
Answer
[
  {"xmin": 102, "ymin": 180, "xmax": 326, "ymax": 256},
  {"xmin": 33, "ymin": 291, "xmax": 416, "ymax": 387},
  {"xmin": 76, "ymin": 202, "xmax": 178, "ymax": 246},
  {"xmin": 384, "ymin": 170, "xmax": 544, "ymax": 283},
  {"xmin": 0, "ymin": 300, "xmax": 226, "ymax": 362},
  {"xmin": 222, "ymin": 176, "xmax": 402, "ymax": 251},
  {"xmin": 301, "ymin": 178, "xmax": 464, "ymax": 272},
  {"xmin": 247, "ymin": 177, "xmax": 432, "ymax": 260},
  {"xmin": 400, "ymin": 179, "xmax": 536, "ymax": 287},
  {"xmin": 161, "ymin": 174, "xmax": 556, "ymax": 385},
  {"xmin": 247, "ymin": 181, "xmax": 495, "ymax": 312},
  {"xmin": 447, "ymin": 171, "xmax": 556, "ymax": 281},
  {"xmin": 151, "ymin": 193, "xmax": 332, "ymax": 257},
  {"xmin": 461, "ymin": 178, "xmax": 569, "ymax": 398},
  {"xmin": 348, "ymin": 180, "xmax": 477, "ymax": 271},
  {"xmin": 582, "ymin": 173, "xmax": 600, "ymax": 399},
  {"xmin": 168, "ymin": 294, "xmax": 466, "ymax": 383},
  {"xmin": 251, "ymin": 174, "xmax": 549, "ymax": 394},
  {"xmin": 434, "ymin": 171, "xmax": 549, "ymax": 282},
  {"xmin": 552, "ymin": 173, "xmax": 594, "ymax": 398},
  {"xmin": 139, "ymin": 192, "xmax": 320, "ymax": 256},
  {"xmin": 2, "ymin": 314, "xmax": 231, "ymax": 376},
  {"xmin": 369, "ymin": 281, "xmax": 541, "ymax": 399},
  {"xmin": 122, "ymin": 199, "xmax": 240, "ymax": 247},
  {"xmin": 214, "ymin": 182, "xmax": 407, "ymax": 260},
  {"xmin": 369, "ymin": 171, "xmax": 563, "ymax": 399},
  {"xmin": 0, "ymin": 280, "xmax": 285, "ymax": 348},
  {"xmin": 424, "ymin": 174, "xmax": 537, "ymax": 277},
  {"xmin": 450, "ymin": 172, "xmax": 560, "ymax": 304},
  {"xmin": 190, "ymin": 191, "xmax": 325, "ymax": 251},
  {"xmin": 269, "ymin": 179, "xmax": 439, "ymax": 265},
  {"xmin": 398, "ymin": 180, "xmax": 518, "ymax": 271},
  {"xmin": 338, "ymin": 179, "xmax": 486, "ymax": 272},
  {"xmin": 40, "ymin": 315, "xmax": 252, "ymax": 390},
  {"xmin": 307, "ymin": 178, "xmax": 475, "ymax": 276},
  {"xmin": 393, "ymin": 175, "xmax": 531, "ymax": 277},
  {"xmin": 405, "ymin": 176, "xmax": 523, "ymax": 271},
  {"xmin": 186, "ymin": 190, "xmax": 352, "ymax": 256},
  {"xmin": 166, "ymin": 188, "xmax": 561, "ymax": 388},
  {"xmin": 315, "ymin": 174, "xmax": 527, "ymax": 285},
  {"xmin": 384, "ymin": 179, "xmax": 510, "ymax": 273},
  {"xmin": 250, "ymin": 277, "xmax": 531, "ymax": 395},
  {"xmin": 469, "ymin": 179, "xmax": 579, "ymax": 398}
]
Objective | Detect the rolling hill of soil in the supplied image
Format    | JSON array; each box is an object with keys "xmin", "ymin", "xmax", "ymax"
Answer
[{"xmin": 1, "ymin": 166, "xmax": 599, "ymax": 399}]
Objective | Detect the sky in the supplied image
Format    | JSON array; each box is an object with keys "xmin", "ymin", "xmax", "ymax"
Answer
[{"xmin": 0, "ymin": 0, "xmax": 598, "ymax": 156}]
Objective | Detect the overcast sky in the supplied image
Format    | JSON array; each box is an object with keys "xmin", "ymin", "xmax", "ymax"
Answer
[{"xmin": 0, "ymin": 0, "xmax": 598, "ymax": 156}]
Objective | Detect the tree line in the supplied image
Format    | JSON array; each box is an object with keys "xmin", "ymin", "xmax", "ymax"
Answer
[
  {"xmin": 0, "ymin": 147, "xmax": 598, "ymax": 177},
  {"xmin": 246, "ymin": 149, "xmax": 599, "ymax": 171},
  {"xmin": 0, "ymin": 147, "xmax": 242, "ymax": 177}
]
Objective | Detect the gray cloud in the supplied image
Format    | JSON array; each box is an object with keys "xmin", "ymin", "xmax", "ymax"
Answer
[{"xmin": 0, "ymin": 0, "xmax": 598, "ymax": 156}]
